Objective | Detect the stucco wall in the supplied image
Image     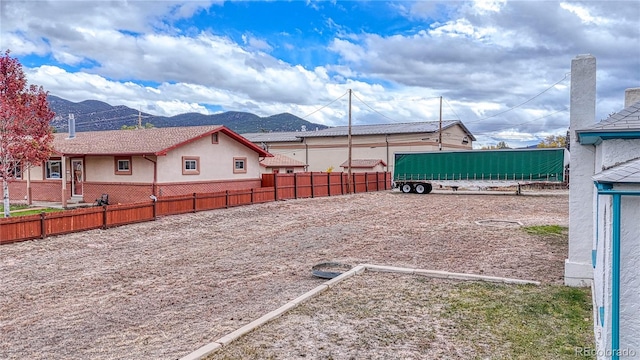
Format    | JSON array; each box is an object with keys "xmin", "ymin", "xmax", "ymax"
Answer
[
  {"xmin": 264, "ymin": 125, "xmax": 472, "ymax": 173},
  {"xmin": 593, "ymin": 192, "xmax": 612, "ymax": 358},
  {"xmin": 619, "ymin": 187, "xmax": 640, "ymax": 354},
  {"xmin": 157, "ymin": 132, "xmax": 261, "ymax": 182},
  {"xmin": 593, "ymin": 183, "xmax": 640, "ymax": 359},
  {"xmin": 84, "ymin": 156, "xmax": 155, "ymax": 183},
  {"xmin": 599, "ymin": 139, "xmax": 640, "ymax": 169}
]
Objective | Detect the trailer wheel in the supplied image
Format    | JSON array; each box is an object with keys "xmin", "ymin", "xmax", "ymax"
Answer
[
  {"xmin": 424, "ymin": 183, "xmax": 433, "ymax": 194},
  {"xmin": 415, "ymin": 183, "xmax": 427, "ymax": 194},
  {"xmin": 401, "ymin": 184, "xmax": 413, "ymax": 193}
]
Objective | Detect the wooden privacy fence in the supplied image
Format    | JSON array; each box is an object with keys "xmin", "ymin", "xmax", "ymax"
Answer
[{"xmin": 1, "ymin": 172, "xmax": 390, "ymax": 245}]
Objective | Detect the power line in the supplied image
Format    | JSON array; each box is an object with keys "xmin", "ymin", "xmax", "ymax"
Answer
[
  {"xmin": 471, "ymin": 108, "xmax": 568, "ymax": 135},
  {"xmin": 443, "ymin": 98, "xmax": 461, "ymax": 121},
  {"xmin": 300, "ymin": 91, "xmax": 349, "ymax": 120},
  {"xmin": 351, "ymin": 91, "xmax": 400, "ymax": 123},
  {"xmin": 465, "ymin": 72, "xmax": 570, "ymax": 124}
]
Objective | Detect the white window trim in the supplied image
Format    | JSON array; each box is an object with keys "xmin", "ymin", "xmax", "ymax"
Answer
[
  {"xmin": 233, "ymin": 157, "xmax": 247, "ymax": 174},
  {"xmin": 182, "ymin": 156, "xmax": 200, "ymax": 175},
  {"xmin": 46, "ymin": 160, "xmax": 62, "ymax": 179}
]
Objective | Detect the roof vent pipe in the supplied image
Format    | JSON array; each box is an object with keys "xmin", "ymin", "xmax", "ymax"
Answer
[{"xmin": 68, "ymin": 113, "xmax": 76, "ymax": 139}]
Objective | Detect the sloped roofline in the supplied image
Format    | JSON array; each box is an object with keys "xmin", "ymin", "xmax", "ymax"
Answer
[
  {"xmin": 156, "ymin": 126, "xmax": 272, "ymax": 157},
  {"xmin": 577, "ymin": 100, "xmax": 640, "ymax": 145},
  {"xmin": 53, "ymin": 126, "xmax": 272, "ymax": 157}
]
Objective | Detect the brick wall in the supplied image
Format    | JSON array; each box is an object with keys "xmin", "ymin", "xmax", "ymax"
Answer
[
  {"xmin": 8, "ymin": 179, "xmax": 262, "ymax": 205},
  {"xmin": 84, "ymin": 182, "xmax": 154, "ymax": 205},
  {"xmin": 8, "ymin": 180, "xmax": 69, "ymax": 203},
  {"xmin": 156, "ymin": 179, "xmax": 261, "ymax": 197}
]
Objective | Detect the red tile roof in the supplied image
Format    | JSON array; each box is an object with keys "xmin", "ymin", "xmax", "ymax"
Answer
[
  {"xmin": 260, "ymin": 153, "xmax": 306, "ymax": 167},
  {"xmin": 53, "ymin": 125, "xmax": 271, "ymax": 157},
  {"xmin": 340, "ymin": 159, "xmax": 387, "ymax": 168}
]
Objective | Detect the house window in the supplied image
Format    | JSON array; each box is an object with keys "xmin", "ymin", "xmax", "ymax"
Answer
[
  {"xmin": 233, "ymin": 157, "xmax": 247, "ymax": 174},
  {"xmin": 46, "ymin": 160, "xmax": 62, "ymax": 179},
  {"xmin": 182, "ymin": 156, "xmax": 200, "ymax": 175},
  {"xmin": 212, "ymin": 133, "xmax": 219, "ymax": 144},
  {"xmin": 286, "ymin": 168, "xmax": 294, "ymax": 174},
  {"xmin": 115, "ymin": 157, "xmax": 132, "ymax": 175},
  {"xmin": 9, "ymin": 162, "xmax": 22, "ymax": 179}
]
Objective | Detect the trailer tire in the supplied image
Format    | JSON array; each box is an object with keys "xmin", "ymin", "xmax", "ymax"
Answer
[
  {"xmin": 415, "ymin": 183, "xmax": 427, "ymax": 194},
  {"xmin": 424, "ymin": 183, "xmax": 433, "ymax": 194},
  {"xmin": 401, "ymin": 184, "xmax": 413, "ymax": 193}
]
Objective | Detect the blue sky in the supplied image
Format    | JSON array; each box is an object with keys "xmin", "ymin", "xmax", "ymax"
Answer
[{"xmin": 1, "ymin": 0, "xmax": 639, "ymax": 148}]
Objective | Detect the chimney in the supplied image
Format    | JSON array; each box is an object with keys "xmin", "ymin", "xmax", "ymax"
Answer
[
  {"xmin": 68, "ymin": 113, "xmax": 76, "ymax": 139},
  {"xmin": 565, "ymin": 54, "xmax": 597, "ymax": 286},
  {"xmin": 624, "ymin": 87, "xmax": 640, "ymax": 107}
]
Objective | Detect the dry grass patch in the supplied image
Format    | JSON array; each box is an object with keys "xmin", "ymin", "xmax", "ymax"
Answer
[{"xmin": 212, "ymin": 273, "xmax": 593, "ymax": 360}]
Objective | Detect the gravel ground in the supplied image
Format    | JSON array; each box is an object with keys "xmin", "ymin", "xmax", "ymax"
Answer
[{"xmin": 0, "ymin": 190, "xmax": 569, "ymax": 359}]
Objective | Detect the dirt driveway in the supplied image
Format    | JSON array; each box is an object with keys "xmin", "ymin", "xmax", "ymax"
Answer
[{"xmin": 0, "ymin": 190, "xmax": 568, "ymax": 359}]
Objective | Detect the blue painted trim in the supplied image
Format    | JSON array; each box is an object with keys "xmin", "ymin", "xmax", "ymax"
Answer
[
  {"xmin": 578, "ymin": 131, "xmax": 640, "ymax": 145},
  {"xmin": 611, "ymin": 194, "xmax": 621, "ymax": 360},
  {"xmin": 595, "ymin": 181, "xmax": 613, "ymax": 191},
  {"xmin": 593, "ymin": 185, "xmax": 640, "ymax": 359},
  {"xmin": 599, "ymin": 306, "xmax": 605, "ymax": 327},
  {"xmin": 598, "ymin": 190, "xmax": 640, "ymax": 196},
  {"xmin": 593, "ymin": 193, "xmax": 600, "ymax": 269}
]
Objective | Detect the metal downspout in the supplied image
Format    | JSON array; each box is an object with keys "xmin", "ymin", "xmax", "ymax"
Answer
[
  {"xmin": 385, "ymin": 134, "xmax": 389, "ymax": 172},
  {"xmin": 143, "ymin": 155, "xmax": 158, "ymax": 196}
]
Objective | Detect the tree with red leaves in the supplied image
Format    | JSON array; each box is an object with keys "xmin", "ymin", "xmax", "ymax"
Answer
[{"xmin": 1, "ymin": 50, "xmax": 54, "ymax": 217}]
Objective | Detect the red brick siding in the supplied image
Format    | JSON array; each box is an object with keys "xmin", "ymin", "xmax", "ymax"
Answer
[
  {"xmin": 8, "ymin": 180, "xmax": 68, "ymax": 202},
  {"xmin": 157, "ymin": 179, "xmax": 261, "ymax": 197},
  {"xmin": 8, "ymin": 179, "xmax": 262, "ymax": 205},
  {"xmin": 83, "ymin": 182, "xmax": 154, "ymax": 205}
]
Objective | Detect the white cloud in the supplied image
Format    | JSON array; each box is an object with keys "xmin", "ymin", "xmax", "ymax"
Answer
[
  {"xmin": 560, "ymin": 2, "xmax": 610, "ymax": 25},
  {"xmin": 2, "ymin": 0, "xmax": 638, "ymax": 146},
  {"xmin": 472, "ymin": 0, "xmax": 506, "ymax": 14}
]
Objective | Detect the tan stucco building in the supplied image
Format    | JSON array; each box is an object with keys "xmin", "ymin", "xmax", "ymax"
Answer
[
  {"xmin": 10, "ymin": 125, "xmax": 271, "ymax": 205},
  {"xmin": 242, "ymin": 120, "xmax": 475, "ymax": 174}
]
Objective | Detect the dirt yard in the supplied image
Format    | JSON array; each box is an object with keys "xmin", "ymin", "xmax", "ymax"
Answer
[{"xmin": 0, "ymin": 190, "xmax": 569, "ymax": 359}]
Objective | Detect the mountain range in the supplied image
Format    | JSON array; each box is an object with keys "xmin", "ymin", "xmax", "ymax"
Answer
[{"xmin": 47, "ymin": 95, "xmax": 328, "ymax": 134}]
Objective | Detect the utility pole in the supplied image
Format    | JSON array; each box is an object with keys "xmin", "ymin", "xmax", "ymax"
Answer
[
  {"xmin": 347, "ymin": 89, "xmax": 353, "ymax": 193},
  {"xmin": 439, "ymin": 96, "xmax": 443, "ymax": 151},
  {"xmin": 138, "ymin": 108, "xmax": 142, "ymax": 129}
]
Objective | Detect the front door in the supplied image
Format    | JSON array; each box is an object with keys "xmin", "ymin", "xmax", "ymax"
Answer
[{"xmin": 71, "ymin": 159, "xmax": 83, "ymax": 196}]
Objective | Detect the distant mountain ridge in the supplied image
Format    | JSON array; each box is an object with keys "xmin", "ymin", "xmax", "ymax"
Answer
[{"xmin": 47, "ymin": 95, "xmax": 328, "ymax": 134}]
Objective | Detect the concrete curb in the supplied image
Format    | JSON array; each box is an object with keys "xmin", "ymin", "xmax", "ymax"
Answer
[{"xmin": 179, "ymin": 264, "xmax": 539, "ymax": 359}]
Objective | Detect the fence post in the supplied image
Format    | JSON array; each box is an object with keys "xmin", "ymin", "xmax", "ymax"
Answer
[
  {"xmin": 152, "ymin": 199, "xmax": 157, "ymax": 220},
  {"xmin": 274, "ymin": 173, "xmax": 279, "ymax": 201},
  {"xmin": 294, "ymin": 173, "xmax": 298, "ymax": 199},
  {"xmin": 225, "ymin": 190, "xmax": 230, "ymax": 208},
  {"xmin": 311, "ymin": 172, "xmax": 315, "ymax": 198},
  {"xmin": 250, "ymin": 188, "xmax": 254, "ymax": 204},
  {"xmin": 340, "ymin": 173, "xmax": 344, "ymax": 194},
  {"xmin": 352, "ymin": 173, "xmax": 356, "ymax": 194},
  {"xmin": 365, "ymin": 173, "xmax": 369, "ymax": 192},
  {"xmin": 193, "ymin": 192, "xmax": 197, "ymax": 213},
  {"xmin": 102, "ymin": 205, "xmax": 108, "ymax": 230},
  {"xmin": 40, "ymin": 212, "xmax": 46, "ymax": 239},
  {"xmin": 327, "ymin": 172, "xmax": 331, "ymax": 196}
]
